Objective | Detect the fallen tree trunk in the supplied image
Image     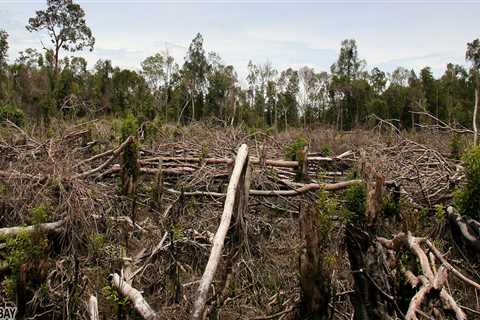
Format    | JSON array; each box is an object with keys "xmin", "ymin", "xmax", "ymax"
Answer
[
  {"xmin": 109, "ymin": 273, "xmax": 158, "ymax": 320},
  {"xmin": 191, "ymin": 144, "xmax": 249, "ymax": 320},
  {"xmin": 165, "ymin": 180, "xmax": 362, "ymax": 198},
  {"xmin": 249, "ymin": 180, "xmax": 362, "ymax": 196},
  {"xmin": 140, "ymin": 150, "xmax": 354, "ymax": 169},
  {"xmin": 0, "ymin": 220, "xmax": 64, "ymax": 237}
]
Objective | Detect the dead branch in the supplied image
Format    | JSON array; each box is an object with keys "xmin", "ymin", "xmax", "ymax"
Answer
[
  {"xmin": 0, "ymin": 220, "xmax": 64, "ymax": 237},
  {"xmin": 72, "ymin": 136, "xmax": 134, "ymax": 179},
  {"xmin": 109, "ymin": 273, "xmax": 158, "ymax": 320}
]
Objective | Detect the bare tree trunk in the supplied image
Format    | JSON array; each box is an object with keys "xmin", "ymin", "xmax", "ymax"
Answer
[{"xmin": 299, "ymin": 204, "xmax": 331, "ymax": 320}]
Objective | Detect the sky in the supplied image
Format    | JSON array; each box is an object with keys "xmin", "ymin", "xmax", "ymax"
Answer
[{"xmin": 0, "ymin": 0, "xmax": 479, "ymax": 82}]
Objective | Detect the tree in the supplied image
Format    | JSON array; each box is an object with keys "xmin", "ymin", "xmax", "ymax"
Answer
[
  {"xmin": 466, "ymin": 39, "xmax": 480, "ymax": 145},
  {"xmin": 0, "ymin": 30, "xmax": 9, "ymax": 102},
  {"xmin": 0, "ymin": 30, "xmax": 8, "ymax": 69},
  {"xmin": 298, "ymin": 66, "xmax": 316, "ymax": 128},
  {"xmin": 390, "ymin": 67, "xmax": 410, "ymax": 87},
  {"xmin": 369, "ymin": 67, "xmax": 386, "ymax": 95},
  {"xmin": 183, "ymin": 33, "xmax": 210, "ymax": 121},
  {"xmin": 330, "ymin": 39, "xmax": 367, "ymax": 130},
  {"xmin": 206, "ymin": 57, "xmax": 237, "ymax": 124},
  {"xmin": 141, "ymin": 52, "xmax": 176, "ymax": 120},
  {"xmin": 277, "ymin": 68, "xmax": 299, "ymax": 129},
  {"xmin": 26, "ymin": 0, "xmax": 95, "ymax": 76},
  {"xmin": 331, "ymin": 39, "xmax": 365, "ymax": 81}
]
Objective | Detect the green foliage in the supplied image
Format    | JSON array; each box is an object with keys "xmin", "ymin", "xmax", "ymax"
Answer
[
  {"xmin": 320, "ymin": 145, "xmax": 332, "ymax": 156},
  {"xmin": 26, "ymin": 0, "xmax": 95, "ymax": 65},
  {"xmin": 316, "ymin": 190, "xmax": 338, "ymax": 237},
  {"xmin": 284, "ymin": 136, "xmax": 308, "ymax": 161},
  {"xmin": 102, "ymin": 284, "xmax": 130, "ymax": 306},
  {"xmin": 381, "ymin": 195, "xmax": 400, "ymax": 218},
  {"xmin": 5, "ymin": 232, "xmax": 47, "ymax": 271},
  {"xmin": 89, "ymin": 233, "xmax": 106, "ymax": 254},
  {"xmin": 1, "ymin": 276, "xmax": 15, "ymax": 299},
  {"xmin": 0, "ymin": 104, "xmax": 25, "ymax": 126},
  {"xmin": 32, "ymin": 205, "xmax": 48, "ymax": 225},
  {"xmin": 449, "ymin": 133, "xmax": 462, "ymax": 160},
  {"xmin": 344, "ymin": 183, "xmax": 367, "ymax": 222},
  {"xmin": 454, "ymin": 145, "xmax": 480, "ymax": 219},
  {"xmin": 435, "ymin": 204, "xmax": 445, "ymax": 220},
  {"xmin": 117, "ymin": 113, "xmax": 138, "ymax": 140},
  {"xmin": 170, "ymin": 224, "xmax": 184, "ymax": 240}
]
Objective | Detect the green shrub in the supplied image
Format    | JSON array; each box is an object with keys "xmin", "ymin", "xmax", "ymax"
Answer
[
  {"xmin": 284, "ymin": 136, "xmax": 308, "ymax": 161},
  {"xmin": 114, "ymin": 113, "xmax": 138, "ymax": 140},
  {"xmin": 454, "ymin": 145, "xmax": 480, "ymax": 219},
  {"xmin": 344, "ymin": 183, "xmax": 367, "ymax": 223},
  {"xmin": 320, "ymin": 145, "xmax": 333, "ymax": 156},
  {"xmin": 449, "ymin": 133, "xmax": 462, "ymax": 160},
  {"xmin": 381, "ymin": 195, "xmax": 400, "ymax": 218},
  {"xmin": 0, "ymin": 104, "xmax": 25, "ymax": 127},
  {"xmin": 315, "ymin": 190, "xmax": 337, "ymax": 237}
]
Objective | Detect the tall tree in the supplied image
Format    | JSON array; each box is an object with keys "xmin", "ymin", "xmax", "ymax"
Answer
[
  {"xmin": 331, "ymin": 39, "xmax": 366, "ymax": 130},
  {"xmin": 0, "ymin": 30, "xmax": 8, "ymax": 69},
  {"xmin": 183, "ymin": 33, "xmax": 209, "ymax": 121},
  {"xmin": 141, "ymin": 52, "xmax": 176, "ymax": 120},
  {"xmin": 331, "ymin": 39, "xmax": 365, "ymax": 81},
  {"xmin": 298, "ymin": 66, "xmax": 316, "ymax": 128},
  {"xmin": 26, "ymin": 0, "xmax": 95, "ymax": 76},
  {"xmin": 0, "ymin": 30, "xmax": 9, "ymax": 102},
  {"xmin": 369, "ymin": 67, "xmax": 386, "ymax": 95},
  {"xmin": 466, "ymin": 38, "xmax": 480, "ymax": 145}
]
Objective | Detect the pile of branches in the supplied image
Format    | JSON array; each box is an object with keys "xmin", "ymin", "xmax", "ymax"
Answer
[{"xmin": 365, "ymin": 123, "xmax": 463, "ymax": 209}]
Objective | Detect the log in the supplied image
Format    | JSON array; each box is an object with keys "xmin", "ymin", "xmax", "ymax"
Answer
[
  {"xmin": 109, "ymin": 273, "xmax": 158, "ymax": 320},
  {"xmin": 0, "ymin": 220, "xmax": 64, "ymax": 237},
  {"xmin": 249, "ymin": 180, "xmax": 362, "ymax": 196},
  {"xmin": 165, "ymin": 180, "xmax": 362, "ymax": 198},
  {"xmin": 191, "ymin": 144, "xmax": 249, "ymax": 320},
  {"xmin": 88, "ymin": 295, "xmax": 99, "ymax": 320}
]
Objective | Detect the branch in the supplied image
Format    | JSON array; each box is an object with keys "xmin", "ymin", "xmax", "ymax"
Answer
[
  {"xmin": 0, "ymin": 220, "xmax": 64, "ymax": 237},
  {"xmin": 109, "ymin": 273, "xmax": 158, "ymax": 320}
]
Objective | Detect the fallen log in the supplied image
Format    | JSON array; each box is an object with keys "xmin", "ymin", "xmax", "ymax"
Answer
[
  {"xmin": 249, "ymin": 180, "xmax": 362, "ymax": 196},
  {"xmin": 165, "ymin": 180, "xmax": 363, "ymax": 198},
  {"xmin": 109, "ymin": 273, "xmax": 158, "ymax": 320},
  {"xmin": 0, "ymin": 220, "xmax": 64, "ymax": 237},
  {"xmin": 191, "ymin": 144, "xmax": 249, "ymax": 320}
]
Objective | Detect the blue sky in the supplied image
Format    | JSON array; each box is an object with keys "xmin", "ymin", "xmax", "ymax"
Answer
[{"xmin": 1, "ymin": 0, "xmax": 479, "ymax": 81}]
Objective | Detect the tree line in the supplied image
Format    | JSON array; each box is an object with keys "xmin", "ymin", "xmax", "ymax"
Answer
[{"xmin": 0, "ymin": 0, "xmax": 479, "ymax": 131}]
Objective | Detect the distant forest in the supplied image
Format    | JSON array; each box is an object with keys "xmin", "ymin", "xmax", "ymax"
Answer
[{"xmin": 0, "ymin": 0, "xmax": 479, "ymax": 131}]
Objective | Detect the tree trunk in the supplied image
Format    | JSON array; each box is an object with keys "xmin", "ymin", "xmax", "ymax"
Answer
[{"xmin": 299, "ymin": 204, "xmax": 331, "ymax": 320}]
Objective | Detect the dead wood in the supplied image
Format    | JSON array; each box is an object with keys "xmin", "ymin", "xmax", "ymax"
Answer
[
  {"xmin": 109, "ymin": 273, "xmax": 158, "ymax": 320},
  {"xmin": 191, "ymin": 144, "xmax": 249, "ymax": 320}
]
